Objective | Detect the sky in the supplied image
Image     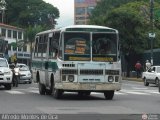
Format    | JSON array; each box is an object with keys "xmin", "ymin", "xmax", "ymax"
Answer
[{"xmin": 43, "ymin": 0, "xmax": 74, "ymax": 28}]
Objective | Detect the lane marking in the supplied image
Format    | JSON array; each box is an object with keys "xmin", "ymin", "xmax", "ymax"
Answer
[
  {"xmin": 5, "ymin": 90, "xmax": 25, "ymax": 94},
  {"xmin": 123, "ymin": 91, "xmax": 149, "ymax": 95}
]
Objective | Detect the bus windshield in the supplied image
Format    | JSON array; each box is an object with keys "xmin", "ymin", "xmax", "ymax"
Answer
[
  {"xmin": 64, "ymin": 32, "xmax": 91, "ymax": 61},
  {"xmin": 92, "ymin": 33, "xmax": 117, "ymax": 62},
  {"xmin": 63, "ymin": 32, "xmax": 117, "ymax": 62}
]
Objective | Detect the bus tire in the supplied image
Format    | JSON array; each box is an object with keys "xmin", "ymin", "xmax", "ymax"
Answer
[
  {"xmin": 39, "ymin": 82, "xmax": 46, "ymax": 95},
  {"xmin": 36, "ymin": 72, "xmax": 40, "ymax": 83},
  {"xmin": 104, "ymin": 90, "xmax": 114, "ymax": 100},
  {"xmin": 54, "ymin": 89, "xmax": 63, "ymax": 99}
]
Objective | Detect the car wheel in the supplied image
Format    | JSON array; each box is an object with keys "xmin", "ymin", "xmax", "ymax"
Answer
[
  {"xmin": 144, "ymin": 78, "xmax": 149, "ymax": 86},
  {"xmin": 29, "ymin": 81, "xmax": 32, "ymax": 84},
  {"xmin": 155, "ymin": 78, "xmax": 159, "ymax": 86},
  {"xmin": 39, "ymin": 82, "xmax": 46, "ymax": 95},
  {"xmin": 5, "ymin": 84, "xmax": 11, "ymax": 90},
  {"xmin": 104, "ymin": 90, "xmax": 114, "ymax": 100}
]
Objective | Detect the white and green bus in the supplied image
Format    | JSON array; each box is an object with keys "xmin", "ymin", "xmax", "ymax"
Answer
[{"xmin": 32, "ymin": 25, "xmax": 121, "ymax": 100}]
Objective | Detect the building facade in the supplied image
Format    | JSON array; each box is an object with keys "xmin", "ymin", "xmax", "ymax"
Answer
[
  {"xmin": 0, "ymin": 23, "xmax": 30, "ymax": 65},
  {"xmin": 74, "ymin": 0, "xmax": 100, "ymax": 25}
]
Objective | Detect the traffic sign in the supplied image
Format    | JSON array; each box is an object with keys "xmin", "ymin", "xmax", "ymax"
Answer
[{"xmin": 149, "ymin": 33, "xmax": 155, "ymax": 38}]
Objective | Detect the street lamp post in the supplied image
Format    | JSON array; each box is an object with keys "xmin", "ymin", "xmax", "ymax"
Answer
[
  {"xmin": 0, "ymin": 0, "xmax": 6, "ymax": 23},
  {"xmin": 149, "ymin": 0, "xmax": 155, "ymax": 65}
]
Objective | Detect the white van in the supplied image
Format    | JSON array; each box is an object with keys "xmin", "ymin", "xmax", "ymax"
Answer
[{"xmin": 0, "ymin": 58, "xmax": 13, "ymax": 90}]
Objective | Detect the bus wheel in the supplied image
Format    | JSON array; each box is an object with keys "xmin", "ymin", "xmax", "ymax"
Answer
[
  {"xmin": 39, "ymin": 82, "xmax": 46, "ymax": 95},
  {"xmin": 104, "ymin": 91, "xmax": 114, "ymax": 100},
  {"xmin": 46, "ymin": 89, "xmax": 52, "ymax": 95},
  {"xmin": 54, "ymin": 89, "xmax": 63, "ymax": 99}
]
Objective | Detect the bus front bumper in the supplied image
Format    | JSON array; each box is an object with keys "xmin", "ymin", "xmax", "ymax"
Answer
[{"xmin": 55, "ymin": 83, "xmax": 121, "ymax": 91}]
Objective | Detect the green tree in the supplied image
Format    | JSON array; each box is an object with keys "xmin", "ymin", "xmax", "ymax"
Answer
[
  {"xmin": 5, "ymin": 0, "xmax": 59, "ymax": 29},
  {"xmin": 89, "ymin": 0, "xmax": 160, "ymax": 76},
  {"xmin": 90, "ymin": 0, "xmax": 136, "ymax": 25}
]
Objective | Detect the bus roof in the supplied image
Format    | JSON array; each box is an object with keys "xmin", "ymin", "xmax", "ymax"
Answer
[{"xmin": 36, "ymin": 25, "xmax": 118, "ymax": 36}]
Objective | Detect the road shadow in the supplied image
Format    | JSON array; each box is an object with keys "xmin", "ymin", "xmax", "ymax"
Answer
[
  {"xmin": 48, "ymin": 92, "xmax": 106, "ymax": 101},
  {"xmin": 149, "ymin": 84, "xmax": 158, "ymax": 88},
  {"xmin": 0, "ymin": 86, "xmax": 5, "ymax": 90}
]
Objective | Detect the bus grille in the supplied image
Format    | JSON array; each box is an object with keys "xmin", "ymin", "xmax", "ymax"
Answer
[
  {"xmin": 105, "ymin": 70, "xmax": 119, "ymax": 75},
  {"xmin": 62, "ymin": 69, "xmax": 77, "ymax": 74},
  {"xmin": 62, "ymin": 64, "xmax": 75, "ymax": 67},
  {"xmin": 80, "ymin": 69, "xmax": 103, "ymax": 75}
]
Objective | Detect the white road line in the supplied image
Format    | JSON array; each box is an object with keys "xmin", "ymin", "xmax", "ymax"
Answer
[
  {"xmin": 146, "ymin": 91, "xmax": 160, "ymax": 94},
  {"xmin": 123, "ymin": 91, "xmax": 150, "ymax": 95},
  {"xmin": 28, "ymin": 90, "xmax": 39, "ymax": 94},
  {"xmin": 132, "ymin": 87, "xmax": 148, "ymax": 90},
  {"xmin": 115, "ymin": 92, "xmax": 127, "ymax": 95},
  {"xmin": 5, "ymin": 90, "xmax": 25, "ymax": 94}
]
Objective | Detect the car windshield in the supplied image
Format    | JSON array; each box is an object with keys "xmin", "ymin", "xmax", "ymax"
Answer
[
  {"xmin": 157, "ymin": 67, "xmax": 160, "ymax": 73},
  {"xmin": 16, "ymin": 64, "xmax": 26, "ymax": 68},
  {"xmin": 19, "ymin": 66, "xmax": 29, "ymax": 71},
  {"xmin": 0, "ymin": 59, "xmax": 8, "ymax": 67}
]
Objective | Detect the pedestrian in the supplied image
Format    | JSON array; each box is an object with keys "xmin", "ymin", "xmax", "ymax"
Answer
[
  {"xmin": 135, "ymin": 61, "xmax": 142, "ymax": 78},
  {"xmin": 145, "ymin": 60, "xmax": 151, "ymax": 71}
]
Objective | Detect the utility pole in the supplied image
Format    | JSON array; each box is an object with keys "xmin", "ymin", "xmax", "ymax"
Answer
[
  {"xmin": 149, "ymin": 0, "xmax": 155, "ymax": 65},
  {"xmin": 0, "ymin": 0, "xmax": 6, "ymax": 23}
]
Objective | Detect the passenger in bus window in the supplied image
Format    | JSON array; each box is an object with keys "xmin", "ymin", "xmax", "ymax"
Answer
[{"xmin": 99, "ymin": 39, "xmax": 111, "ymax": 54}]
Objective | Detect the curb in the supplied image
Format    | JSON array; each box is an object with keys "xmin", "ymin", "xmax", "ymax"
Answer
[{"xmin": 122, "ymin": 77, "xmax": 143, "ymax": 82}]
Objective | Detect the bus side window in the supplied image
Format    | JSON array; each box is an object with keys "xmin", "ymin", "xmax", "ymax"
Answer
[
  {"xmin": 36, "ymin": 35, "xmax": 47, "ymax": 58},
  {"xmin": 49, "ymin": 32, "xmax": 60, "ymax": 59},
  {"xmin": 34, "ymin": 37, "xmax": 39, "ymax": 57},
  {"xmin": 42, "ymin": 34, "xmax": 48, "ymax": 57},
  {"xmin": 49, "ymin": 38, "xmax": 58, "ymax": 58}
]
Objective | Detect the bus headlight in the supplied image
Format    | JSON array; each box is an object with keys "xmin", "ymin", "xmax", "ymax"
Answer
[
  {"xmin": 108, "ymin": 76, "xmax": 114, "ymax": 82},
  {"xmin": 68, "ymin": 75, "xmax": 74, "ymax": 82}
]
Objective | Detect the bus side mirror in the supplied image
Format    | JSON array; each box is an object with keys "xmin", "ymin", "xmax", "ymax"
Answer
[{"xmin": 45, "ymin": 62, "xmax": 48, "ymax": 69}]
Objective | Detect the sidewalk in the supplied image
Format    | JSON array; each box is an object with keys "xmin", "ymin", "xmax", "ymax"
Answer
[{"xmin": 122, "ymin": 77, "xmax": 143, "ymax": 82}]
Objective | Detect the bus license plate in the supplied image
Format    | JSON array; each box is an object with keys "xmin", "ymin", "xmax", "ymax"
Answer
[{"xmin": 89, "ymin": 84, "xmax": 96, "ymax": 90}]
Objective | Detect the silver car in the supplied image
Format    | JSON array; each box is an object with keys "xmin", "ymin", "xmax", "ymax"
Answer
[
  {"xmin": 16, "ymin": 63, "xmax": 32, "ymax": 84},
  {"xmin": 142, "ymin": 66, "xmax": 160, "ymax": 86},
  {"xmin": 0, "ymin": 57, "xmax": 13, "ymax": 89}
]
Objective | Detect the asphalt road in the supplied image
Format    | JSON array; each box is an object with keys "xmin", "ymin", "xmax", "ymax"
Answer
[{"xmin": 0, "ymin": 80, "xmax": 160, "ymax": 120}]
